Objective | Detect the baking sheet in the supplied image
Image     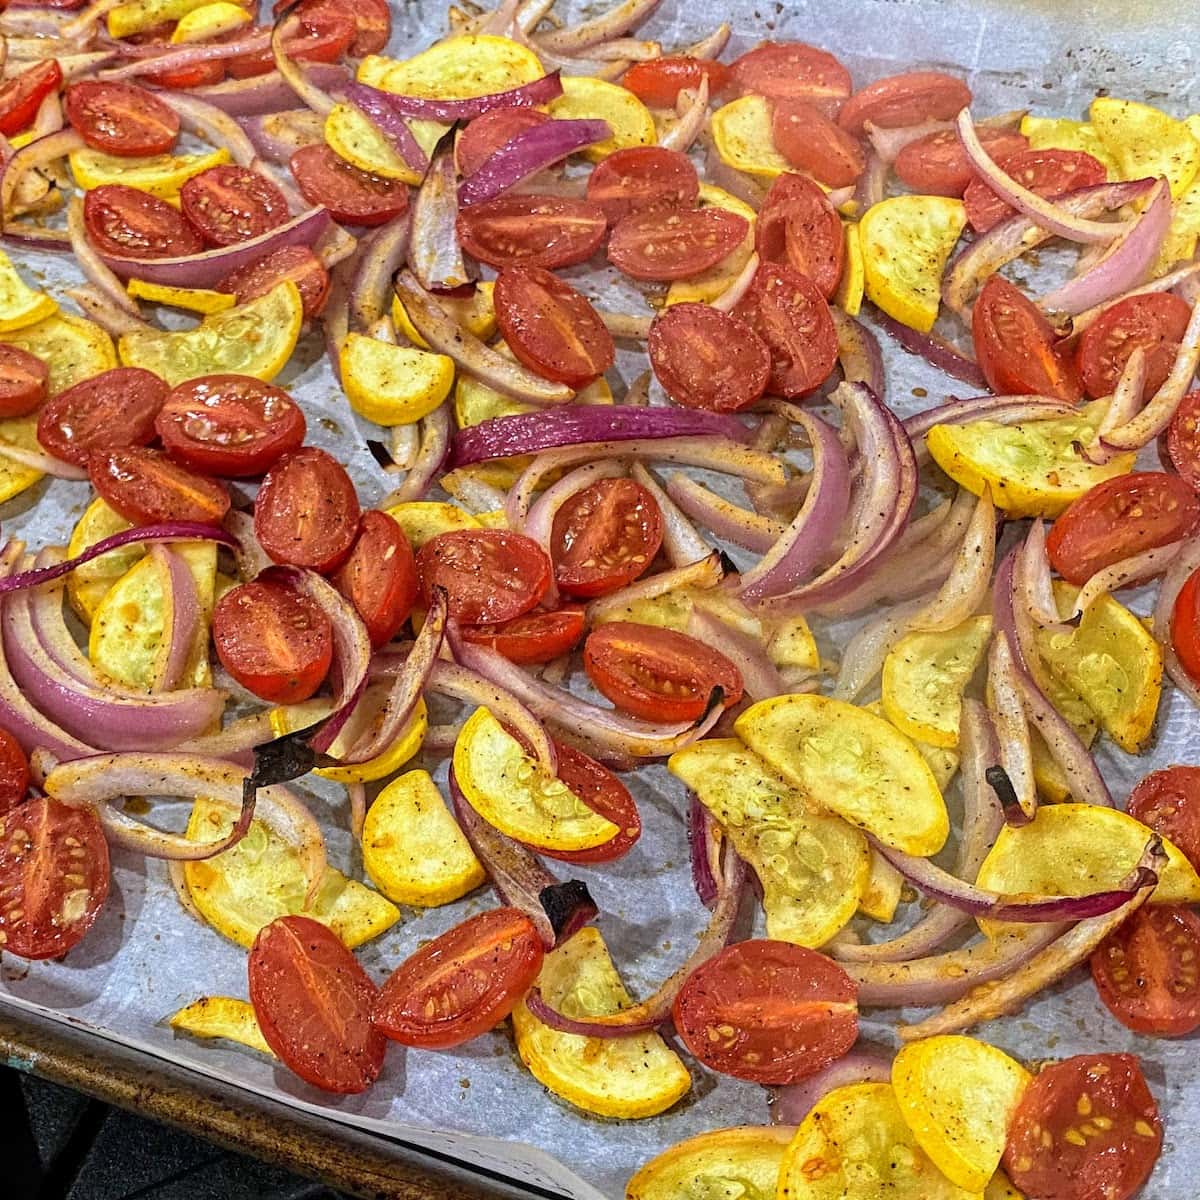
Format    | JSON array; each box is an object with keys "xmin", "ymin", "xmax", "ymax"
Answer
[{"xmin": 3, "ymin": 2, "xmax": 1200, "ymax": 1196}]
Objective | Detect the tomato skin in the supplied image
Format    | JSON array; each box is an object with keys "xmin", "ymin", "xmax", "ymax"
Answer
[
  {"xmin": 1003, "ymin": 1053, "xmax": 1162, "ymax": 1200},
  {"xmin": 290, "ymin": 144, "xmax": 409, "ymax": 228},
  {"xmin": 254, "ymin": 447, "xmax": 362, "ymax": 574},
  {"xmin": 216, "ymin": 245, "xmax": 331, "ymax": 319},
  {"xmin": 535, "ymin": 742, "xmax": 641, "ymax": 864},
  {"xmin": 457, "ymin": 194, "xmax": 607, "ymax": 270},
  {"xmin": 333, "ymin": 510, "xmax": 418, "ymax": 647},
  {"xmin": 65, "ymin": 80, "xmax": 180, "ymax": 157},
  {"xmin": 0, "ymin": 796, "xmax": 110, "ymax": 961},
  {"xmin": 228, "ymin": 10, "xmax": 354, "ymax": 80},
  {"xmin": 373, "ymin": 908, "xmax": 543, "ymax": 1049},
  {"xmin": 0, "ymin": 730, "xmax": 29, "ymax": 816},
  {"xmin": 972, "ymin": 274, "xmax": 1083, "ymax": 403},
  {"xmin": 1127, "ymin": 766, "xmax": 1200, "ymax": 874},
  {"xmin": 1077, "ymin": 292, "xmax": 1192, "ymax": 402},
  {"xmin": 456, "ymin": 108, "xmax": 550, "ymax": 178},
  {"xmin": 623, "ymin": 56, "xmax": 732, "ymax": 109},
  {"xmin": 649, "ymin": 303, "xmax": 770, "ymax": 412},
  {"xmin": 1171, "ymin": 567, "xmax": 1200, "ymax": 688},
  {"xmin": 141, "ymin": 53, "xmax": 225, "ymax": 91},
  {"xmin": 1165, "ymin": 390, "xmax": 1200, "ymax": 491},
  {"xmin": 90, "ymin": 447, "xmax": 231, "ymax": 527},
  {"xmin": 894, "ymin": 126, "xmax": 1028, "ymax": 197},
  {"xmin": 460, "ymin": 606, "xmax": 585, "ymax": 665},
  {"xmin": 584, "ymin": 621, "xmax": 743, "ymax": 722},
  {"xmin": 770, "ymin": 99, "xmax": 866, "ymax": 188},
  {"xmin": 755, "ymin": 172, "xmax": 844, "ymax": 298},
  {"xmin": 673, "ymin": 941, "xmax": 858, "ymax": 1085},
  {"xmin": 1047, "ymin": 472, "xmax": 1200, "ymax": 586},
  {"xmin": 585, "ymin": 145, "xmax": 699, "ymax": 226},
  {"xmin": 493, "ymin": 265, "xmax": 615, "ymax": 389},
  {"xmin": 417, "ymin": 529, "xmax": 551, "ymax": 625},
  {"xmin": 608, "ymin": 206, "xmax": 748, "ymax": 282},
  {"xmin": 180, "ymin": 164, "xmax": 290, "ymax": 248},
  {"xmin": 838, "ymin": 70, "xmax": 971, "ymax": 134},
  {"xmin": 964, "ymin": 148, "xmax": 1108, "ymax": 233},
  {"xmin": 274, "ymin": 0, "xmax": 391, "ymax": 56},
  {"xmin": 213, "ymin": 578, "xmax": 333, "ymax": 703},
  {"xmin": 0, "ymin": 60, "xmax": 63, "ymax": 138},
  {"xmin": 249, "ymin": 915, "xmax": 385, "ymax": 1094},
  {"xmin": 730, "ymin": 43, "xmax": 851, "ymax": 113},
  {"xmin": 83, "ymin": 184, "xmax": 204, "ymax": 260},
  {"xmin": 0, "ymin": 343, "xmax": 48, "ymax": 418},
  {"xmin": 38, "ymin": 366, "xmax": 166, "ymax": 467}
]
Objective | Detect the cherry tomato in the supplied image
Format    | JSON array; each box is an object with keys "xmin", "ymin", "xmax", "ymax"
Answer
[
  {"xmin": 89, "ymin": 447, "xmax": 231, "ymax": 527},
  {"xmin": 838, "ymin": 70, "xmax": 972, "ymax": 134},
  {"xmin": 0, "ymin": 796, "xmax": 110, "ymax": 961},
  {"xmin": 551, "ymin": 478, "xmax": 663, "ymax": 598},
  {"xmin": 249, "ymin": 915, "xmax": 385, "ymax": 1094},
  {"xmin": 83, "ymin": 184, "xmax": 204, "ymax": 260},
  {"xmin": 228, "ymin": 9, "xmax": 354, "ymax": 79},
  {"xmin": 0, "ymin": 730, "xmax": 29, "ymax": 816},
  {"xmin": 608, "ymin": 206, "xmax": 747, "ymax": 282},
  {"xmin": 290, "ymin": 144, "xmax": 409, "ymax": 228},
  {"xmin": 1127, "ymin": 765, "xmax": 1200, "ymax": 874},
  {"xmin": 770, "ymin": 99, "xmax": 866, "ymax": 188},
  {"xmin": 895, "ymin": 126, "xmax": 1028, "ymax": 197},
  {"xmin": 0, "ymin": 60, "xmax": 63, "ymax": 138},
  {"xmin": 372, "ymin": 908, "xmax": 543, "ymax": 1049},
  {"xmin": 673, "ymin": 941, "xmax": 858, "ymax": 1085},
  {"xmin": 274, "ymin": 0, "xmax": 391, "ymax": 56},
  {"xmin": 755, "ymin": 172, "xmax": 843, "ymax": 298},
  {"xmin": 37, "ymin": 366, "xmax": 166, "ymax": 467},
  {"xmin": 457, "ymin": 193, "xmax": 607, "ymax": 270},
  {"xmin": 1047, "ymin": 472, "xmax": 1200, "ymax": 586},
  {"xmin": 1171, "ymin": 566, "xmax": 1200, "ymax": 689},
  {"xmin": 156, "ymin": 374, "xmax": 306, "ymax": 478},
  {"xmin": 732, "ymin": 261, "xmax": 838, "ymax": 397},
  {"xmin": 459, "ymin": 606, "xmax": 586, "ymax": 665},
  {"xmin": 730, "ymin": 43, "xmax": 851, "ymax": 114},
  {"xmin": 179, "ymin": 164, "xmax": 289, "ymax": 248},
  {"xmin": 1165, "ymin": 390, "xmax": 1200, "ymax": 491},
  {"xmin": 141, "ymin": 51, "xmax": 226, "ymax": 91},
  {"xmin": 622, "ymin": 56, "xmax": 732, "ymax": 109},
  {"xmin": 584, "ymin": 621, "xmax": 743, "ymax": 722},
  {"xmin": 65, "ymin": 80, "xmax": 180, "ymax": 157},
  {"xmin": 972, "ymin": 274, "xmax": 1082, "ymax": 403},
  {"xmin": 0, "ymin": 343, "xmax": 48, "ymax": 417},
  {"xmin": 585, "ymin": 145, "xmax": 699, "ymax": 225},
  {"xmin": 536, "ymin": 742, "xmax": 641, "ymax": 864},
  {"xmin": 254, "ymin": 446, "xmax": 361, "ymax": 573},
  {"xmin": 216, "ymin": 245, "xmax": 331, "ymax": 319},
  {"xmin": 1077, "ymin": 292, "xmax": 1192, "ymax": 402},
  {"xmin": 649, "ymin": 303, "xmax": 770, "ymax": 412},
  {"xmin": 493, "ymin": 265, "xmax": 615, "ymax": 389},
  {"xmin": 964, "ymin": 148, "xmax": 1108, "ymax": 233},
  {"xmin": 333, "ymin": 510, "xmax": 418, "ymax": 647},
  {"xmin": 456, "ymin": 108, "xmax": 550, "ymax": 178},
  {"xmin": 1003, "ymin": 1053, "xmax": 1162, "ymax": 1200},
  {"xmin": 417, "ymin": 529, "xmax": 551, "ymax": 625}
]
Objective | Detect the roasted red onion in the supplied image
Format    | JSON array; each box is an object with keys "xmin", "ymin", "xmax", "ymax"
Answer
[
  {"xmin": 409, "ymin": 146, "xmax": 470, "ymax": 292},
  {"xmin": 770, "ymin": 1051, "xmax": 893, "ymax": 1124},
  {"xmin": 832, "ymin": 311, "xmax": 886, "ymax": 395},
  {"xmin": 629, "ymin": 464, "xmax": 713, "ymax": 566}
]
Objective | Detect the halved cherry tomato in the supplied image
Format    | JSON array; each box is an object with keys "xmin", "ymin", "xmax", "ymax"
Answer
[
  {"xmin": 1077, "ymin": 292, "xmax": 1192, "ymax": 402},
  {"xmin": 372, "ymin": 908, "xmax": 543, "ymax": 1049},
  {"xmin": 254, "ymin": 446, "xmax": 361, "ymax": 573},
  {"xmin": 895, "ymin": 126, "xmax": 1028, "ymax": 197},
  {"xmin": 964, "ymin": 148, "xmax": 1108, "ymax": 233},
  {"xmin": 90, "ymin": 447, "xmax": 232, "ymax": 527},
  {"xmin": 1165, "ymin": 390, "xmax": 1200, "ymax": 491},
  {"xmin": 1092, "ymin": 905, "xmax": 1200, "ymax": 1037},
  {"xmin": 608, "ymin": 206, "xmax": 747, "ymax": 282},
  {"xmin": 1003, "ymin": 1053, "xmax": 1162, "ymax": 1200},
  {"xmin": 249, "ymin": 915, "xmax": 385, "ymax": 1094},
  {"xmin": 417, "ymin": 529, "xmax": 551, "ymax": 624},
  {"xmin": 456, "ymin": 108, "xmax": 550, "ymax": 178},
  {"xmin": 493, "ymin": 265, "xmax": 615, "ymax": 389},
  {"xmin": 585, "ymin": 145, "xmax": 699, "ymax": 226},
  {"xmin": 551, "ymin": 478, "xmax": 663, "ymax": 598},
  {"xmin": 0, "ymin": 60, "xmax": 63, "ymax": 138},
  {"xmin": 1171, "ymin": 566, "xmax": 1200, "ymax": 688},
  {"xmin": 584, "ymin": 621, "xmax": 743, "ymax": 722},
  {"xmin": 730, "ymin": 43, "xmax": 851, "ymax": 114},
  {"xmin": 179, "ymin": 164, "xmax": 289, "ymax": 248},
  {"xmin": 0, "ymin": 730, "xmax": 29, "ymax": 817},
  {"xmin": 732, "ymin": 261, "xmax": 838, "ymax": 397},
  {"xmin": 755, "ymin": 172, "xmax": 843, "ymax": 298},
  {"xmin": 838, "ymin": 70, "xmax": 971, "ymax": 135},
  {"xmin": 228, "ymin": 10, "xmax": 354, "ymax": 80},
  {"xmin": 536, "ymin": 742, "xmax": 641, "ymax": 864},
  {"xmin": 274, "ymin": 0, "xmax": 391, "ymax": 56},
  {"xmin": 141, "ymin": 51, "xmax": 226, "ymax": 91},
  {"xmin": 457, "ymin": 194, "xmax": 607, "ymax": 270},
  {"xmin": 38, "ymin": 366, "xmax": 166, "ymax": 467},
  {"xmin": 65, "ymin": 80, "xmax": 180, "ymax": 157},
  {"xmin": 972, "ymin": 274, "xmax": 1083, "ymax": 402},
  {"xmin": 460, "ymin": 606, "xmax": 586, "ymax": 665},
  {"xmin": 673, "ymin": 941, "xmax": 858, "ymax": 1085},
  {"xmin": 649, "ymin": 303, "xmax": 770, "ymax": 412},
  {"xmin": 83, "ymin": 184, "xmax": 204, "ymax": 260},
  {"xmin": 771, "ymin": 99, "xmax": 865, "ymax": 188},
  {"xmin": 1047, "ymin": 472, "xmax": 1200, "ymax": 585},
  {"xmin": 1128, "ymin": 765, "xmax": 1200, "ymax": 874},
  {"xmin": 622, "ymin": 56, "xmax": 732, "ymax": 109},
  {"xmin": 0, "ymin": 796, "xmax": 109, "ymax": 961},
  {"xmin": 290, "ymin": 144, "xmax": 409, "ymax": 227},
  {"xmin": 217, "ymin": 245, "xmax": 331, "ymax": 319},
  {"xmin": 333, "ymin": 510, "xmax": 417, "ymax": 647},
  {"xmin": 0, "ymin": 344, "xmax": 48, "ymax": 418}
]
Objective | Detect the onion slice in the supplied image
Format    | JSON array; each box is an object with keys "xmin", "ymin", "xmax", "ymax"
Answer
[
  {"xmin": 659, "ymin": 76, "xmax": 709, "ymax": 154},
  {"xmin": 630, "ymin": 464, "xmax": 713, "ymax": 566},
  {"xmin": 771, "ymin": 1051, "xmax": 893, "ymax": 1125},
  {"xmin": 586, "ymin": 551, "xmax": 724, "ymax": 626},
  {"xmin": 351, "ymin": 72, "xmax": 564, "ymax": 123},
  {"xmin": 1070, "ymin": 538, "xmax": 1184, "ymax": 618},
  {"xmin": 872, "ymin": 307, "xmax": 986, "ymax": 388},
  {"xmin": 190, "ymin": 65, "xmax": 351, "ymax": 118},
  {"xmin": 832, "ymin": 311, "xmax": 886, "ymax": 395},
  {"xmin": 537, "ymin": 0, "xmax": 664, "ymax": 53},
  {"xmin": 341, "ymin": 82, "xmax": 429, "ymax": 174},
  {"xmin": 687, "ymin": 793, "xmax": 722, "ymax": 909},
  {"xmin": 664, "ymin": 473, "xmax": 782, "ymax": 554},
  {"xmin": 1, "ymin": 128, "xmax": 83, "ymax": 228},
  {"xmin": 388, "ymin": 400, "xmax": 452, "ymax": 503},
  {"xmin": 687, "ymin": 608, "xmax": 786, "ymax": 701},
  {"xmin": 409, "ymin": 144, "xmax": 470, "ymax": 292},
  {"xmin": 349, "ymin": 215, "xmax": 411, "ymax": 333},
  {"xmin": 163, "ymin": 92, "xmax": 259, "ymax": 168},
  {"xmin": 152, "ymin": 545, "xmax": 200, "ymax": 694},
  {"xmin": 1081, "ymin": 346, "xmax": 1146, "ymax": 464},
  {"xmin": 1153, "ymin": 534, "xmax": 1200, "ymax": 708}
]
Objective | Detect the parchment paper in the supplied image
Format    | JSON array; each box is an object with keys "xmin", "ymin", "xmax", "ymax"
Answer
[{"xmin": 3, "ymin": 2, "xmax": 1200, "ymax": 1196}]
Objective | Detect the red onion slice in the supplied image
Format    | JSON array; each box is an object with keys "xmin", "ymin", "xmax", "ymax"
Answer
[
  {"xmin": 152, "ymin": 545, "xmax": 200, "ymax": 694},
  {"xmin": 388, "ymin": 400, "xmax": 452, "ymax": 502},
  {"xmin": 872, "ymin": 307, "xmax": 986, "ymax": 388},
  {"xmin": 687, "ymin": 793, "xmax": 722, "ymax": 909},
  {"xmin": 687, "ymin": 608, "xmax": 786, "ymax": 701},
  {"xmin": 986, "ymin": 636, "xmax": 1037, "ymax": 825},
  {"xmin": 189, "ymin": 65, "xmax": 351, "ymax": 118},
  {"xmin": 832, "ymin": 312, "xmax": 886, "ymax": 395},
  {"xmin": 163, "ymin": 92, "xmax": 260, "ymax": 168},
  {"xmin": 353, "ymin": 72, "xmax": 564, "ymax": 123},
  {"xmin": 1153, "ymin": 533, "xmax": 1200, "ymax": 708},
  {"xmin": 585, "ymin": 551, "xmax": 725, "ymax": 626},
  {"xmin": 102, "ymin": 30, "xmax": 273, "ymax": 81},
  {"xmin": 1, "ymin": 128, "xmax": 83, "ymax": 233},
  {"xmin": 409, "ymin": 145, "xmax": 470, "ymax": 292},
  {"xmin": 664, "ymin": 473, "xmax": 782, "ymax": 554},
  {"xmin": 342, "ymin": 82, "xmax": 430, "ymax": 174},
  {"xmin": 908, "ymin": 486, "xmax": 997, "ymax": 633},
  {"xmin": 866, "ymin": 117, "xmax": 952, "ymax": 163},
  {"xmin": 770, "ymin": 1050, "xmax": 893, "ymax": 1125},
  {"xmin": 1071, "ymin": 538, "xmax": 1184, "ymax": 619},
  {"xmin": 629, "ymin": 464, "xmax": 713, "ymax": 566},
  {"xmin": 239, "ymin": 109, "xmax": 324, "ymax": 166},
  {"xmin": 853, "ymin": 150, "xmax": 887, "ymax": 214},
  {"xmin": 1071, "ymin": 261, "xmax": 1200, "ymax": 336},
  {"xmin": 659, "ymin": 76, "xmax": 709, "ymax": 154},
  {"xmin": 349, "ymin": 214, "xmax": 411, "ymax": 332},
  {"xmin": 1081, "ymin": 346, "xmax": 1146, "ymax": 464},
  {"xmin": 537, "ymin": 0, "xmax": 663, "ymax": 52},
  {"xmin": 903, "ymin": 395, "xmax": 1075, "ymax": 444}
]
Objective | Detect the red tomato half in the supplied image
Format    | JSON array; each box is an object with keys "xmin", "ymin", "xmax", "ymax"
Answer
[
  {"xmin": 622, "ymin": 56, "xmax": 732, "ymax": 109},
  {"xmin": 649, "ymin": 303, "xmax": 770, "ymax": 412},
  {"xmin": 0, "ymin": 343, "xmax": 48, "ymax": 417},
  {"xmin": 180, "ymin": 164, "xmax": 289, "ymax": 248},
  {"xmin": 217, "ymin": 245, "xmax": 331, "ymax": 319},
  {"xmin": 608, "ymin": 206, "xmax": 747, "ymax": 282},
  {"xmin": 1047, "ymin": 473, "xmax": 1200, "ymax": 585},
  {"xmin": 0, "ymin": 796, "xmax": 110, "ymax": 961},
  {"xmin": 585, "ymin": 145, "xmax": 699, "ymax": 225},
  {"xmin": 551, "ymin": 478, "xmax": 663, "ymax": 598},
  {"xmin": 972, "ymin": 274, "xmax": 1082, "ymax": 402},
  {"xmin": 90, "ymin": 447, "xmax": 231, "ymax": 527},
  {"xmin": 1128, "ymin": 765, "xmax": 1200, "ymax": 873},
  {"xmin": 584, "ymin": 621, "xmax": 743, "ymax": 722},
  {"xmin": 894, "ymin": 126, "xmax": 1027, "ymax": 197},
  {"xmin": 673, "ymin": 941, "xmax": 858, "ymax": 1085},
  {"xmin": 0, "ymin": 60, "xmax": 63, "ymax": 138},
  {"xmin": 536, "ymin": 742, "xmax": 641, "ymax": 864},
  {"xmin": 459, "ymin": 606, "xmax": 585, "ymax": 665},
  {"xmin": 249, "ymin": 915, "xmax": 385, "ymax": 1094},
  {"xmin": 457, "ymin": 194, "xmax": 607, "ymax": 270},
  {"xmin": 1077, "ymin": 292, "xmax": 1192, "ymax": 401},
  {"xmin": 83, "ymin": 184, "xmax": 203, "ymax": 260},
  {"xmin": 838, "ymin": 70, "xmax": 971, "ymax": 134},
  {"xmin": 417, "ymin": 530, "xmax": 551, "ymax": 624},
  {"xmin": 228, "ymin": 10, "xmax": 354, "ymax": 79},
  {"xmin": 213, "ymin": 578, "xmax": 333, "ymax": 704},
  {"xmin": 1171, "ymin": 567, "xmax": 1200, "ymax": 689},
  {"xmin": 333, "ymin": 510, "xmax": 417, "ymax": 647},
  {"xmin": 65, "ymin": 80, "xmax": 179, "ymax": 157},
  {"xmin": 0, "ymin": 729, "xmax": 29, "ymax": 816},
  {"xmin": 964, "ymin": 148, "xmax": 1108, "ymax": 233},
  {"xmin": 755, "ymin": 172, "xmax": 843, "ymax": 298},
  {"xmin": 38, "ymin": 366, "xmax": 166, "ymax": 467},
  {"xmin": 456, "ymin": 108, "xmax": 550, "ymax": 178},
  {"xmin": 730, "ymin": 43, "xmax": 851, "ymax": 113},
  {"xmin": 290, "ymin": 144, "xmax": 409, "ymax": 227},
  {"xmin": 771, "ymin": 100, "xmax": 865, "ymax": 188},
  {"xmin": 156, "ymin": 374, "xmax": 306, "ymax": 478},
  {"xmin": 373, "ymin": 908, "xmax": 543, "ymax": 1049},
  {"xmin": 1165, "ymin": 390, "xmax": 1200, "ymax": 491},
  {"xmin": 1003, "ymin": 1054, "xmax": 1162, "ymax": 1200},
  {"xmin": 141, "ymin": 46, "xmax": 226, "ymax": 91},
  {"xmin": 275, "ymin": 0, "xmax": 391, "ymax": 56}
]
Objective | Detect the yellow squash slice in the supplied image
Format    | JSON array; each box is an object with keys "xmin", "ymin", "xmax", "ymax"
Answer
[
  {"xmin": 395, "ymin": 279, "xmax": 495, "ymax": 349},
  {"xmin": 384, "ymin": 500, "xmax": 480, "ymax": 549},
  {"xmin": 363, "ymin": 35, "xmax": 544, "ymax": 100},
  {"xmin": 986, "ymin": 1171, "xmax": 1025, "ymax": 1199},
  {"xmin": 171, "ymin": 1, "xmax": 251, "ymax": 41},
  {"xmin": 1089, "ymin": 96, "xmax": 1200, "ymax": 200},
  {"xmin": 0, "ymin": 416, "xmax": 44, "ymax": 505},
  {"xmin": 711, "ymin": 95, "xmax": 792, "ymax": 179},
  {"xmin": 67, "ymin": 498, "xmax": 140, "ymax": 624},
  {"xmin": 835, "ymin": 221, "xmax": 865, "ymax": 316},
  {"xmin": 126, "ymin": 280, "xmax": 235, "ymax": 314},
  {"xmin": 324, "ymin": 103, "xmax": 445, "ymax": 186},
  {"xmin": 69, "ymin": 147, "xmax": 230, "ymax": 200},
  {"xmin": 108, "ymin": 0, "xmax": 217, "ymax": 38},
  {"xmin": 0, "ymin": 248, "xmax": 56, "ymax": 332},
  {"xmin": 169, "ymin": 996, "xmax": 274, "ymax": 1056},
  {"xmin": 339, "ymin": 333, "xmax": 455, "ymax": 425},
  {"xmin": 626, "ymin": 1125, "xmax": 794, "ymax": 1200},
  {"xmin": 512, "ymin": 927, "xmax": 691, "ymax": 1119},
  {"xmin": 0, "ymin": 311, "xmax": 116, "ymax": 394},
  {"xmin": 666, "ymin": 184, "xmax": 757, "ymax": 306},
  {"xmin": 1019, "ymin": 115, "xmax": 1117, "ymax": 177},
  {"xmin": 864, "ymin": 700, "xmax": 961, "ymax": 791},
  {"xmin": 548, "ymin": 77, "xmax": 655, "ymax": 162},
  {"xmin": 859, "ymin": 847, "xmax": 905, "ymax": 923},
  {"xmin": 1155, "ymin": 112, "xmax": 1200, "ymax": 273}
]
